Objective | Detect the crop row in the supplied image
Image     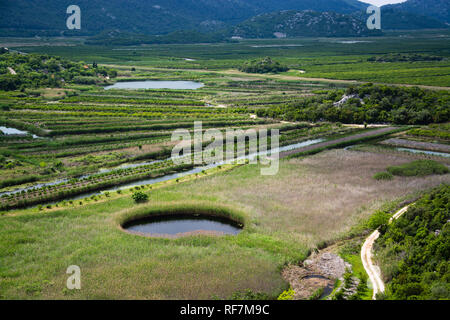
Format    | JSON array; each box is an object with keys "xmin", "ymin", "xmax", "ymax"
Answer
[
  {"xmin": 61, "ymin": 95, "xmax": 205, "ymax": 105},
  {"xmin": 0, "ymin": 160, "xmax": 193, "ymax": 210}
]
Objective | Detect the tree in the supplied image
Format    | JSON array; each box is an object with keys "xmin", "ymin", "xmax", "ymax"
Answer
[{"xmin": 132, "ymin": 191, "xmax": 148, "ymax": 203}]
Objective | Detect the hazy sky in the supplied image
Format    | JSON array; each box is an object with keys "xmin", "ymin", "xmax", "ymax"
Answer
[{"xmin": 359, "ymin": 0, "xmax": 407, "ymax": 6}]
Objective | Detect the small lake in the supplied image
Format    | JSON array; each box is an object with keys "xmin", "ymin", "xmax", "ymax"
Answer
[
  {"xmin": 0, "ymin": 126, "xmax": 39, "ymax": 138},
  {"xmin": 104, "ymin": 80, "xmax": 204, "ymax": 90},
  {"xmin": 123, "ymin": 215, "xmax": 242, "ymax": 237}
]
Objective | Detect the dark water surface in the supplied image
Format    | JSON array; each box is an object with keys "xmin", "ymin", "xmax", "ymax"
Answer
[{"xmin": 123, "ymin": 215, "xmax": 242, "ymax": 236}]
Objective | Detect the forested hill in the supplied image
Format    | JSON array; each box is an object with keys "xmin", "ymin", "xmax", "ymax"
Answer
[
  {"xmin": 1, "ymin": 0, "xmax": 447, "ymax": 38},
  {"xmin": 0, "ymin": 0, "xmax": 368, "ymax": 36},
  {"xmin": 385, "ymin": 0, "xmax": 450, "ymax": 24},
  {"xmin": 232, "ymin": 10, "xmax": 381, "ymax": 38}
]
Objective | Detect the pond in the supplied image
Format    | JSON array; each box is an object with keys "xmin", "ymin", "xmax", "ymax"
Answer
[
  {"xmin": 0, "ymin": 126, "xmax": 39, "ymax": 138},
  {"xmin": 123, "ymin": 214, "xmax": 242, "ymax": 237},
  {"xmin": 104, "ymin": 80, "xmax": 204, "ymax": 90}
]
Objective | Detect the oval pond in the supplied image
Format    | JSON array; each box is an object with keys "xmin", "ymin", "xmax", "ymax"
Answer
[
  {"xmin": 104, "ymin": 80, "xmax": 204, "ymax": 90},
  {"xmin": 123, "ymin": 214, "xmax": 242, "ymax": 238}
]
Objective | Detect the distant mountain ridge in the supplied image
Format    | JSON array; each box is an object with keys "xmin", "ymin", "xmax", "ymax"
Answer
[
  {"xmin": 232, "ymin": 10, "xmax": 381, "ymax": 38},
  {"xmin": 0, "ymin": 0, "xmax": 447, "ymax": 38},
  {"xmin": 385, "ymin": 0, "xmax": 450, "ymax": 23},
  {"xmin": 0, "ymin": 0, "xmax": 369, "ymax": 36}
]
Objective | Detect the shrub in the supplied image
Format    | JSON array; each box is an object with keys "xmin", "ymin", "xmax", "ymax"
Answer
[
  {"xmin": 333, "ymin": 289, "xmax": 345, "ymax": 300},
  {"xmin": 239, "ymin": 57, "xmax": 289, "ymax": 74},
  {"xmin": 367, "ymin": 210, "xmax": 391, "ymax": 230},
  {"xmin": 375, "ymin": 185, "xmax": 450, "ymax": 300},
  {"xmin": 278, "ymin": 288, "xmax": 296, "ymax": 300},
  {"xmin": 132, "ymin": 191, "xmax": 148, "ymax": 203},
  {"xmin": 308, "ymin": 287, "xmax": 324, "ymax": 300},
  {"xmin": 373, "ymin": 171, "xmax": 394, "ymax": 181},
  {"xmin": 387, "ymin": 160, "xmax": 449, "ymax": 177}
]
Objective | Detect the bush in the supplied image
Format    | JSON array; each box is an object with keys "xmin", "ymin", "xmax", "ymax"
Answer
[
  {"xmin": 230, "ymin": 289, "xmax": 270, "ymax": 300},
  {"xmin": 308, "ymin": 288, "xmax": 324, "ymax": 300},
  {"xmin": 132, "ymin": 191, "xmax": 148, "ymax": 203},
  {"xmin": 239, "ymin": 57, "xmax": 289, "ymax": 74},
  {"xmin": 277, "ymin": 288, "xmax": 295, "ymax": 300},
  {"xmin": 375, "ymin": 185, "xmax": 450, "ymax": 300},
  {"xmin": 373, "ymin": 171, "xmax": 394, "ymax": 181},
  {"xmin": 387, "ymin": 160, "xmax": 449, "ymax": 177},
  {"xmin": 367, "ymin": 210, "xmax": 391, "ymax": 230}
]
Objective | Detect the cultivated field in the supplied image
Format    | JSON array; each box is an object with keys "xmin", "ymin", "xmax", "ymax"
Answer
[{"xmin": 1, "ymin": 32, "xmax": 449, "ymax": 300}]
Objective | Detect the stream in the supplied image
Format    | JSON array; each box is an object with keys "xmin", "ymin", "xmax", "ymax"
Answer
[{"xmin": 1, "ymin": 138, "xmax": 325, "ymax": 206}]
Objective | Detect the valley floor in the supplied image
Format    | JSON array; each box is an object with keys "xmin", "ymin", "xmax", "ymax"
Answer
[{"xmin": 1, "ymin": 147, "xmax": 448, "ymax": 299}]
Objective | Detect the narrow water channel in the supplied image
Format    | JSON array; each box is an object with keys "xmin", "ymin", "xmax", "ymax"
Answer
[{"xmin": 1, "ymin": 138, "xmax": 325, "ymax": 206}]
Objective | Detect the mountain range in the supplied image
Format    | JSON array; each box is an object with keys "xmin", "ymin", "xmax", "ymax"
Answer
[
  {"xmin": 386, "ymin": 0, "xmax": 449, "ymax": 24},
  {"xmin": 0, "ymin": 0, "xmax": 448, "ymax": 38},
  {"xmin": 232, "ymin": 10, "xmax": 382, "ymax": 38}
]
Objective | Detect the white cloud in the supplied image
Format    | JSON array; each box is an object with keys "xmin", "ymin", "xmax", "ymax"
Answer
[{"xmin": 359, "ymin": 0, "xmax": 407, "ymax": 7}]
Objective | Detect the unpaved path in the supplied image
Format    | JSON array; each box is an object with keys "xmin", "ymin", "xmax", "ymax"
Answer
[
  {"xmin": 361, "ymin": 205, "xmax": 409, "ymax": 299},
  {"xmin": 279, "ymin": 126, "xmax": 397, "ymax": 158}
]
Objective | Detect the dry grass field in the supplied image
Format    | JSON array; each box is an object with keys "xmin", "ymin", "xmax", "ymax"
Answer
[
  {"xmin": 1, "ymin": 148, "xmax": 448, "ymax": 299},
  {"xmin": 167, "ymin": 149, "xmax": 450, "ymax": 248}
]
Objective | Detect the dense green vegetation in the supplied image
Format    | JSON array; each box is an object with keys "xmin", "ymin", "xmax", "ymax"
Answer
[
  {"xmin": 386, "ymin": 160, "xmax": 449, "ymax": 177},
  {"xmin": 0, "ymin": 51, "xmax": 117, "ymax": 90},
  {"xmin": 367, "ymin": 53, "xmax": 444, "ymax": 63},
  {"xmin": 375, "ymin": 185, "xmax": 450, "ymax": 300},
  {"xmin": 132, "ymin": 191, "xmax": 149, "ymax": 203},
  {"xmin": 373, "ymin": 172, "xmax": 394, "ymax": 181},
  {"xmin": 0, "ymin": 0, "xmax": 366, "ymax": 37},
  {"xmin": 256, "ymin": 84, "xmax": 450, "ymax": 124},
  {"xmin": 386, "ymin": 0, "xmax": 449, "ymax": 24},
  {"xmin": 233, "ymin": 10, "xmax": 381, "ymax": 38},
  {"xmin": 10, "ymin": 31, "xmax": 450, "ymax": 87},
  {"xmin": 86, "ymin": 30, "xmax": 228, "ymax": 46},
  {"xmin": 239, "ymin": 57, "xmax": 288, "ymax": 74},
  {"xmin": 407, "ymin": 124, "xmax": 450, "ymax": 140}
]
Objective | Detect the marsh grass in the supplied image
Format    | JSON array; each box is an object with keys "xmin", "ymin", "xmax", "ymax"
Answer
[{"xmin": 0, "ymin": 149, "xmax": 448, "ymax": 299}]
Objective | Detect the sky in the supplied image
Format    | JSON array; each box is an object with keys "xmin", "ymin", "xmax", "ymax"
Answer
[{"xmin": 359, "ymin": 0, "xmax": 407, "ymax": 6}]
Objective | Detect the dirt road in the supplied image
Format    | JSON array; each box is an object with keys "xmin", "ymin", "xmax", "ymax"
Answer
[{"xmin": 361, "ymin": 206, "xmax": 409, "ymax": 299}]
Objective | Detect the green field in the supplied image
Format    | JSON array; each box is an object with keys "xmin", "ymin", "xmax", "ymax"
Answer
[
  {"xmin": 4, "ymin": 30, "xmax": 450, "ymax": 86},
  {"xmin": 0, "ymin": 31, "xmax": 449, "ymax": 300}
]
